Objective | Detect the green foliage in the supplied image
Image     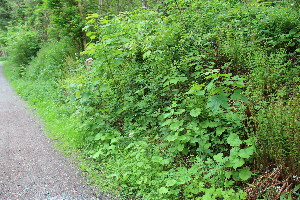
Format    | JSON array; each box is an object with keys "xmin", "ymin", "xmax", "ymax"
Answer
[
  {"xmin": 43, "ymin": 0, "xmax": 88, "ymax": 49},
  {"xmin": 74, "ymin": 2, "xmax": 299, "ymax": 198},
  {"xmin": 0, "ymin": 0, "xmax": 11, "ymax": 30},
  {"xmin": 26, "ymin": 38, "xmax": 78, "ymax": 81},
  {"xmin": 4, "ymin": 27, "xmax": 40, "ymax": 73},
  {"xmin": 70, "ymin": 3, "xmax": 258, "ymax": 198},
  {"xmin": 4, "ymin": 0, "xmax": 300, "ymax": 199},
  {"xmin": 253, "ymin": 95, "xmax": 300, "ymax": 175}
]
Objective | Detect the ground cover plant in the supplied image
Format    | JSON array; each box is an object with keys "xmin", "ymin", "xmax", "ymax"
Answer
[{"xmin": 1, "ymin": 0, "xmax": 299, "ymax": 199}]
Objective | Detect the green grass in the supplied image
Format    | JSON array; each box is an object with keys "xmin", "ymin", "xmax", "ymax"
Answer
[
  {"xmin": 3, "ymin": 63, "xmax": 121, "ymax": 197},
  {"xmin": 0, "ymin": 57, "xmax": 7, "ymax": 62}
]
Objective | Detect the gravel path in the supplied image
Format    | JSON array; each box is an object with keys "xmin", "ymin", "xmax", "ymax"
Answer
[{"xmin": 0, "ymin": 63, "xmax": 101, "ymax": 200}]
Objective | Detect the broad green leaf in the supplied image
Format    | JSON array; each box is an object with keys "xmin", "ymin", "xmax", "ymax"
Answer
[
  {"xmin": 113, "ymin": 59, "xmax": 123, "ymax": 66},
  {"xmin": 239, "ymin": 167, "xmax": 252, "ymax": 181},
  {"xmin": 152, "ymin": 156, "xmax": 163, "ymax": 163},
  {"xmin": 238, "ymin": 147, "xmax": 254, "ymax": 159},
  {"xmin": 94, "ymin": 133, "xmax": 102, "ymax": 140},
  {"xmin": 158, "ymin": 187, "xmax": 169, "ymax": 194},
  {"xmin": 160, "ymin": 159, "xmax": 170, "ymax": 165},
  {"xmin": 230, "ymin": 147, "xmax": 240, "ymax": 156},
  {"xmin": 113, "ymin": 49, "xmax": 122, "ymax": 56},
  {"xmin": 190, "ymin": 108, "xmax": 201, "ymax": 117},
  {"xmin": 232, "ymin": 158, "xmax": 245, "ymax": 169},
  {"xmin": 175, "ymin": 109, "xmax": 185, "ymax": 115},
  {"xmin": 231, "ymin": 89, "xmax": 248, "ymax": 102},
  {"xmin": 165, "ymin": 134, "xmax": 178, "ymax": 142},
  {"xmin": 213, "ymin": 153, "xmax": 224, "ymax": 163},
  {"xmin": 194, "ymin": 90, "xmax": 205, "ymax": 95},
  {"xmin": 227, "ymin": 133, "xmax": 242, "ymax": 147},
  {"xmin": 162, "ymin": 119, "xmax": 173, "ymax": 126},
  {"xmin": 165, "ymin": 77, "xmax": 188, "ymax": 86},
  {"xmin": 216, "ymin": 127, "xmax": 226, "ymax": 136},
  {"xmin": 103, "ymin": 38, "xmax": 113, "ymax": 44},
  {"xmin": 187, "ymin": 84, "xmax": 205, "ymax": 95},
  {"xmin": 170, "ymin": 120, "xmax": 184, "ymax": 131},
  {"xmin": 166, "ymin": 179, "xmax": 177, "ymax": 187},
  {"xmin": 91, "ymin": 150, "xmax": 101, "ymax": 159},
  {"xmin": 189, "ymin": 84, "xmax": 205, "ymax": 91},
  {"xmin": 226, "ymin": 158, "xmax": 245, "ymax": 169},
  {"xmin": 86, "ymin": 13, "xmax": 99, "ymax": 19},
  {"xmin": 289, "ymin": 28, "xmax": 298, "ymax": 35},
  {"xmin": 100, "ymin": 84, "xmax": 109, "ymax": 91},
  {"xmin": 177, "ymin": 144, "xmax": 185, "ymax": 151},
  {"xmin": 207, "ymin": 94, "xmax": 229, "ymax": 112}
]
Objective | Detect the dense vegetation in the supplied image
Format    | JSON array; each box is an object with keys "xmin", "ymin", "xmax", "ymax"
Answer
[{"xmin": 0, "ymin": 0, "xmax": 299, "ymax": 199}]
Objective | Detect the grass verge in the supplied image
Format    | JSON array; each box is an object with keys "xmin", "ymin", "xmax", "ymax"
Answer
[{"xmin": 3, "ymin": 63, "xmax": 121, "ymax": 198}]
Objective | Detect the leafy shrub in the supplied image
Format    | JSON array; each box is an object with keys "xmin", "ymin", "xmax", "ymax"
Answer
[
  {"xmin": 66, "ymin": 3, "xmax": 259, "ymax": 199},
  {"xmin": 26, "ymin": 37, "xmax": 78, "ymax": 81},
  {"xmin": 6, "ymin": 0, "xmax": 299, "ymax": 199},
  {"xmin": 75, "ymin": 1, "xmax": 299, "ymax": 198},
  {"xmin": 5, "ymin": 26, "xmax": 40, "ymax": 72}
]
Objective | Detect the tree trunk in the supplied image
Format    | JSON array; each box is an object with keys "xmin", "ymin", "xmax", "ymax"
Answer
[
  {"xmin": 78, "ymin": 0, "xmax": 87, "ymax": 50},
  {"xmin": 99, "ymin": 0, "xmax": 104, "ymax": 14}
]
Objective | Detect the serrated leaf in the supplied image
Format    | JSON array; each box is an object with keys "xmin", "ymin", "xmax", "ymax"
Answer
[
  {"xmin": 289, "ymin": 28, "xmax": 298, "ymax": 35},
  {"xmin": 190, "ymin": 108, "xmax": 201, "ymax": 117},
  {"xmin": 177, "ymin": 144, "xmax": 185, "ymax": 151},
  {"xmin": 207, "ymin": 94, "xmax": 229, "ymax": 112},
  {"xmin": 100, "ymin": 84, "xmax": 108, "ymax": 91},
  {"xmin": 187, "ymin": 84, "xmax": 205, "ymax": 95},
  {"xmin": 94, "ymin": 133, "xmax": 102, "ymax": 140},
  {"xmin": 227, "ymin": 158, "xmax": 245, "ymax": 169},
  {"xmin": 160, "ymin": 159, "xmax": 170, "ymax": 165},
  {"xmin": 216, "ymin": 127, "xmax": 226, "ymax": 136},
  {"xmin": 162, "ymin": 119, "xmax": 172, "ymax": 126},
  {"xmin": 239, "ymin": 167, "xmax": 252, "ymax": 181},
  {"xmin": 213, "ymin": 153, "xmax": 224, "ymax": 163},
  {"xmin": 152, "ymin": 156, "xmax": 163, "ymax": 163},
  {"xmin": 169, "ymin": 120, "xmax": 184, "ymax": 131},
  {"xmin": 91, "ymin": 150, "xmax": 101, "ymax": 159},
  {"xmin": 166, "ymin": 179, "xmax": 177, "ymax": 187},
  {"xmin": 232, "ymin": 158, "xmax": 245, "ymax": 169},
  {"xmin": 231, "ymin": 89, "xmax": 248, "ymax": 102},
  {"xmin": 158, "ymin": 187, "xmax": 169, "ymax": 194},
  {"xmin": 165, "ymin": 134, "xmax": 178, "ymax": 142},
  {"xmin": 227, "ymin": 133, "xmax": 242, "ymax": 147},
  {"xmin": 238, "ymin": 147, "xmax": 254, "ymax": 159}
]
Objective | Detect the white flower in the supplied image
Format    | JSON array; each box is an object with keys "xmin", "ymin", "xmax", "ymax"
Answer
[{"xmin": 129, "ymin": 132, "xmax": 134, "ymax": 137}]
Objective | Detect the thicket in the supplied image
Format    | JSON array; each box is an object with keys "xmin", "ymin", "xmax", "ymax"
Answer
[{"xmin": 1, "ymin": 0, "xmax": 299, "ymax": 199}]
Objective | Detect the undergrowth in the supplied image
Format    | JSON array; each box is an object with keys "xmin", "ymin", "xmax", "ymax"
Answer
[{"xmin": 3, "ymin": 0, "xmax": 300, "ymax": 199}]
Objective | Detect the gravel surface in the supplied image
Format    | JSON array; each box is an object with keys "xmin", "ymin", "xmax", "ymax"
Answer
[{"xmin": 0, "ymin": 63, "xmax": 102, "ymax": 200}]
